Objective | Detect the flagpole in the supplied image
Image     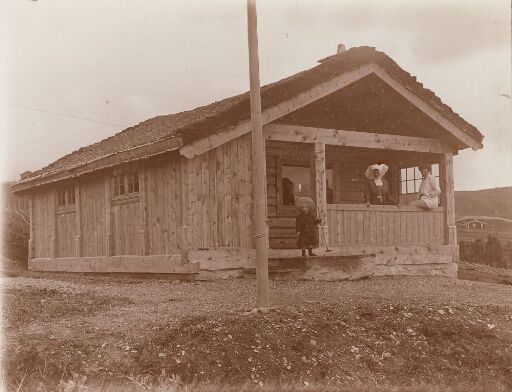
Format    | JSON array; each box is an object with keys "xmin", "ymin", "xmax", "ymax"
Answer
[{"xmin": 247, "ymin": 0, "xmax": 269, "ymax": 308}]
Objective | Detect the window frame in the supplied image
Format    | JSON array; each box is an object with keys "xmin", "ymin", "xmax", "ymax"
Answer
[
  {"xmin": 56, "ymin": 184, "xmax": 76, "ymax": 212},
  {"xmin": 400, "ymin": 163, "xmax": 440, "ymax": 195},
  {"xmin": 112, "ymin": 168, "xmax": 140, "ymax": 203}
]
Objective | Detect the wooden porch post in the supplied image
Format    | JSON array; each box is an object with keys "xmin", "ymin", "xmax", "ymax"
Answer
[
  {"xmin": 104, "ymin": 176, "xmax": 113, "ymax": 256},
  {"xmin": 179, "ymin": 158, "xmax": 192, "ymax": 264},
  {"xmin": 314, "ymin": 142, "xmax": 328, "ymax": 248},
  {"xmin": 50, "ymin": 189, "xmax": 57, "ymax": 258},
  {"xmin": 28, "ymin": 195, "xmax": 34, "ymax": 262},
  {"xmin": 440, "ymin": 153, "xmax": 456, "ymax": 246},
  {"xmin": 138, "ymin": 165, "xmax": 149, "ymax": 256},
  {"xmin": 75, "ymin": 183, "xmax": 81, "ymax": 257}
]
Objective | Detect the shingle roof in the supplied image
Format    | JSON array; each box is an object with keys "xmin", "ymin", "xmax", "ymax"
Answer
[{"xmin": 20, "ymin": 46, "xmax": 483, "ymax": 183}]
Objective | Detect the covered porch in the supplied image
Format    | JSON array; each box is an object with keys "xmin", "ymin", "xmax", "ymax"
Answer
[{"xmin": 264, "ymin": 123, "xmax": 457, "ymax": 253}]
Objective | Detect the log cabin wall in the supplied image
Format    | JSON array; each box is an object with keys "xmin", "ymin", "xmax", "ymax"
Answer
[
  {"xmin": 328, "ymin": 156, "xmax": 400, "ymax": 205},
  {"xmin": 186, "ymin": 136, "xmax": 253, "ymax": 249}
]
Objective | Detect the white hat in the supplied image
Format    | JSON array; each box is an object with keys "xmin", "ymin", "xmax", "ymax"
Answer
[{"xmin": 365, "ymin": 163, "xmax": 388, "ymax": 180}]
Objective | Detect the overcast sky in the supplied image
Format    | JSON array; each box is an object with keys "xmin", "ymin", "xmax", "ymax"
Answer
[{"xmin": 1, "ymin": 0, "xmax": 510, "ymax": 191}]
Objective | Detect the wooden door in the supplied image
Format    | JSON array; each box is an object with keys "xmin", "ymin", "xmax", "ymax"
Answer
[{"xmin": 267, "ymin": 153, "xmax": 313, "ymax": 248}]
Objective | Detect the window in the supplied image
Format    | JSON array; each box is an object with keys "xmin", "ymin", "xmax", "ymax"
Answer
[
  {"xmin": 400, "ymin": 164, "xmax": 439, "ymax": 194},
  {"xmin": 57, "ymin": 185, "xmax": 75, "ymax": 207},
  {"xmin": 281, "ymin": 164, "xmax": 333, "ymax": 206},
  {"xmin": 113, "ymin": 170, "xmax": 139, "ymax": 197}
]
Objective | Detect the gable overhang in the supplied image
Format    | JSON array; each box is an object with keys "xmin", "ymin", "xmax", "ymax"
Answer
[{"xmin": 179, "ymin": 63, "xmax": 482, "ymax": 159}]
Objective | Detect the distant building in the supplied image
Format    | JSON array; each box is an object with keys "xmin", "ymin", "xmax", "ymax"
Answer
[{"xmin": 459, "ymin": 218, "xmax": 487, "ymax": 230}]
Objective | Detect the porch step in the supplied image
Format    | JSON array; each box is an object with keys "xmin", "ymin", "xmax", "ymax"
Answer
[{"xmin": 269, "ymin": 216, "xmax": 299, "ymax": 249}]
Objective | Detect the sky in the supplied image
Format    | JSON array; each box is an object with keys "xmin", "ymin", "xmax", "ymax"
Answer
[{"xmin": 1, "ymin": 0, "xmax": 510, "ymax": 191}]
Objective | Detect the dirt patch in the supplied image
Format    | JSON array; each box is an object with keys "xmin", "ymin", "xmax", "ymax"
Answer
[
  {"xmin": 3, "ymin": 286, "xmax": 133, "ymax": 329},
  {"xmin": 3, "ymin": 272, "xmax": 512, "ymax": 392},
  {"xmin": 6, "ymin": 300, "xmax": 512, "ymax": 391},
  {"xmin": 132, "ymin": 302, "xmax": 512, "ymax": 388}
]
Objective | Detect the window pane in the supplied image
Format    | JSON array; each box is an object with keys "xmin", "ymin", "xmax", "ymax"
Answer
[
  {"xmin": 400, "ymin": 168, "xmax": 406, "ymax": 180},
  {"xmin": 415, "ymin": 179, "xmax": 421, "ymax": 192},
  {"xmin": 113, "ymin": 176, "xmax": 120, "ymax": 196},
  {"xmin": 67, "ymin": 186, "xmax": 75, "ymax": 205},
  {"xmin": 401, "ymin": 181, "xmax": 407, "ymax": 194},
  {"xmin": 406, "ymin": 167, "xmax": 414, "ymax": 179},
  {"xmin": 407, "ymin": 180, "xmax": 415, "ymax": 193},
  {"xmin": 431, "ymin": 164, "xmax": 439, "ymax": 177},
  {"xmin": 58, "ymin": 190, "xmax": 66, "ymax": 206},
  {"xmin": 414, "ymin": 167, "xmax": 421, "ymax": 179}
]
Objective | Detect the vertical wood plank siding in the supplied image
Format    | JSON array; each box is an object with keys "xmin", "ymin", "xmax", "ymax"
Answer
[
  {"xmin": 80, "ymin": 177, "xmax": 106, "ymax": 256},
  {"xmin": 56, "ymin": 211, "xmax": 76, "ymax": 257},
  {"xmin": 327, "ymin": 205, "xmax": 445, "ymax": 247},
  {"xmin": 146, "ymin": 158, "xmax": 181, "ymax": 255},
  {"xmin": 112, "ymin": 200, "xmax": 140, "ymax": 255},
  {"xmin": 186, "ymin": 136, "xmax": 253, "ymax": 249},
  {"xmin": 32, "ymin": 191, "xmax": 53, "ymax": 258}
]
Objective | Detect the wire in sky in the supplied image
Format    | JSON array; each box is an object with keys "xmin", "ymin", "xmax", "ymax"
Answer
[{"xmin": 4, "ymin": 103, "xmax": 130, "ymax": 128}]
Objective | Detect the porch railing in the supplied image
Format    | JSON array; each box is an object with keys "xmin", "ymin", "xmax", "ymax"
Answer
[{"xmin": 327, "ymin": 204, "xmax": 445, "ymax": 247}]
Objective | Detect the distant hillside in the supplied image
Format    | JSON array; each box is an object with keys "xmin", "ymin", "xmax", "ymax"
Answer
[{"xmin": 455, "ymin": 187, "xmax": 512, "ymax": 220}]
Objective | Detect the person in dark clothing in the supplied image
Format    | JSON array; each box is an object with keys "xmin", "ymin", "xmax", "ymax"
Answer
[
  {"xmin": 296, "ymin": 206, "xmax": 321, "ymax": 257},
  {"xmin": 363, "ymin": 163, "xmax": 399, "ymax": 206},
  {"xmin": 282, "ymin": 177, "xmax": 295, "ymax": 206}
]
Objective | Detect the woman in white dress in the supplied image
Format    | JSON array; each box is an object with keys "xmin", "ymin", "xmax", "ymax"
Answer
[{"xmin": 409, "ymin": 164, "xmax": 441, "ymax": 209}]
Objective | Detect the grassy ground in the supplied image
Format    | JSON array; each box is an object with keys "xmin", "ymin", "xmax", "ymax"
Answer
[{"xmin": 2, "ymin": 259, "xmax": 512, "ymax": 392}]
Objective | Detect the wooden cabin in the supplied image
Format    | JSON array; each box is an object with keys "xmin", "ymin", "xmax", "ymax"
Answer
[{"xmin": 12, "ymin": 46, "xmax": 484, "ymax": 280}]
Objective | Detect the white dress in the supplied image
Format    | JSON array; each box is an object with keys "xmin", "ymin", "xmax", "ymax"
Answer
[{"xmin": 418, "ymin": 174, "xmax": 441, "ymax": 209}]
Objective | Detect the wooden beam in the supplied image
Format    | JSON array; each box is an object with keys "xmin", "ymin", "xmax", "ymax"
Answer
[
  {"xmin": 314, "ymin": 142, "xmax": 328, "ymax": 249},
  {"xmin": 50, "ymin": 189, "xmax": 57, "ymax": 258},
  {"xmin": 74, "ymin": 183, "xmax": 81, "ymax": 257},
  {"xmin": 104, "ymin": 175, "xmax": 113, "ymax": 256},
  {"xmin": 179, "ymin": 157, "xmax": 192, "ymax": 263},
  {"xmin": 440, "ymin": 153, "xmax": 457, "ymax": 246},
  {"xmin": 29, "ymin": 255, "xmax": 199, "ymax": 274},
  {"xmin": 372, "ymin": 65, "xmax": 482, "ymax": 150},
  {"xmin": 179, "ymin": 63, "xmax": 375, "ymax": 159},
  {"xmin": 28, "ymin": 195, "xmax": 34, "ymax": 261},
  {"xmin": 248, "ymin": 0, "xmax": 269, "ymax": 308},
  {"xmin": 263, "ymin": 124, "xmax": 454, "ymax": 153},
  {"xmin": 138, "ymin": 165, "xmax": 149, "ymax": 255}
]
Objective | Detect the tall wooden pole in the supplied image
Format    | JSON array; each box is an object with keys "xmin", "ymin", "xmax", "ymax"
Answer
[{"xmin": 247, "ymin": 0, "xmax": 269, "ymax": 308}]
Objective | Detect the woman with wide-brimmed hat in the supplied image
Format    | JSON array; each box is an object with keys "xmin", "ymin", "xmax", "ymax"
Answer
[
  {"xmin": 409, "ymin": 163, "xmax": 441, "ymax": 209},
  {"xmin": 364, "ymin": 163, "xmax": 399, "ymax": 206}
]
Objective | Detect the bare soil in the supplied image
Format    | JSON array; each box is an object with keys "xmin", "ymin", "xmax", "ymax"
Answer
[{"xmin": 2, "ymin": 262, "xmax": 512, "ymax": 392}]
